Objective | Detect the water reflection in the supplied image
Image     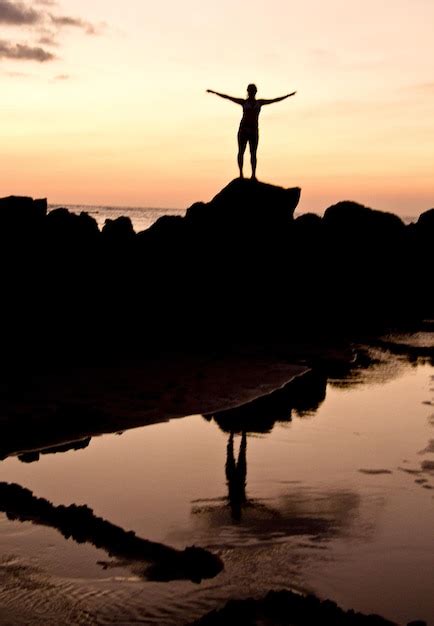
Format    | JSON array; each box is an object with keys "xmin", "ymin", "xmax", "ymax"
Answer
[
  {"xmin": 205, "ymin": 370, "xmax": 327, "ymax": 436},
  {"xmin": 0, "ymin": 482, "xmax": 223, "ymax": 584},
  {"xmin": 225, "ymin": 432, "xmax": 247, "ymax": 522},
  {"xmin": 17, "ymin": 438, "xmax": 91, "ymax": 464},
  {"xmin": 0, "ymin": 337, "xmax": 433, "ymax": 625},
  {"xmin": 0, "ymin": 353, "xmax": 308, "ymax": 462},
  {"xmin": 192, "ymin": 429, "xmax": 364, "ymax": 544}
]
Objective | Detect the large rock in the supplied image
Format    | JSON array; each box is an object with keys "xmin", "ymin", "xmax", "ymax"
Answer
[
  {"xmin": 0, "ymin": 195, "xmax": 47, "ymax": 238},
  {"xmin": 417, "ymin": 208, "xmax": 434, "ymax": 230},
  {"xmin": 186, "ymin": 178, "xmax": 301, "ymax": 231},
  {"xmin": 102, "ymin": 216, "xmax": 135, "ymax": 244},
  {"xmin": 323, "ymin": 200, "xmax": 405, "ymax": 237},
  {"xmin": 45, "ymin": 208, "xmax": 100, "ymax": 246}
]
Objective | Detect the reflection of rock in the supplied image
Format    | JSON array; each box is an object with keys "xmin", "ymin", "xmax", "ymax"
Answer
[
  {"xmin": 419, "ymin": 440, "xmax": 434, "ymax": 455},
  {"xmin": 191, "ymin": 589, "xmax": 401, "ymax": 626},
  {"xmin": 421, "ymin": 460, "xmax": 434, "ymax": 474},
  {"xmin": 375, "ymin": 333, "xmax": 434, "ymax": 362},
  {"xmin": 0, "ymin": 483, "xmax": 223, "ymax": 584},
  {"xmin": 358, "ymin": 469, "xmax": 392, "ymax": 475},
  {"xmin": 17, "ymin": 438, "xmax": 91, "ymax": 464},
  {"xmin": 0, "ymin": 354, "xmax": 306, "ymax": 462},
  {"xmin": 207, "ymin": 370, "xmax": 326, "ymax": 434}
]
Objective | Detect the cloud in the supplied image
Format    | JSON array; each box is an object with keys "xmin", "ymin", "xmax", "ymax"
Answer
[
  {"xmin": 0, "ymin": 1, "xmax": 104, "ymax": 68},
  {"xmin": 53, "ymin": 72, "xmax": 70, "ymax": 80},
  {"xmin": 0, "ymin": 40, "xmax": 55, "ymax": 61},
  {"xmin": 50, "ymin": 14, "xmax": 98, "ymax": 35},
  {"xmin": 1, "ymin": 68, "xmax": 32, "ymax": 77},
  {"xmin": 37, "ymin": 29, "xmax": 58, "ymax": 46},
  {"xmin": 0, "ymin": 0, "xmax": 41, "ymax": 24},
  {"xmin": 0, "ymin": 1, "xmax": 102, "ymax": 39}
]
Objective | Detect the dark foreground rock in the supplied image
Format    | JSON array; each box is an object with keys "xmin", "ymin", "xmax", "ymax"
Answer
[
  {"xmin": 0, "ymin": 180, "xmax": 432, "ymax": 371},
  {"xmin": 190, "ymin": 589, "xmax": 426, "ymax": 626}
]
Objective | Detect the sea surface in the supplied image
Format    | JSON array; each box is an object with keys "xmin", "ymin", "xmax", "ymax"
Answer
[
  {"xmin": 48, "ymin": 204, "xmax": 187, "ymax": 233},
  {"xmin": 1, "ymin": 338, "xmax": 433, "ymax": 625}
]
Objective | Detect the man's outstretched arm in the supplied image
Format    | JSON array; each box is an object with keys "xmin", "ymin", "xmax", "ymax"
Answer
[
  {"xmin": 206, "ymin": 90, "xmax": 244, "ymax": 105},
  {"xmin": 259, "ymin": 92, "xmax": 297, "ymax": 105}
]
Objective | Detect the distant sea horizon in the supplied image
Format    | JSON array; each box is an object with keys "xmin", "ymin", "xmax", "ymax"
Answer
[
  {"xmin": 48, "ymin": 202, "xmax": 418, "ymax": 233},
  {"xmin": 48, "ymin": 203, "xmax": 186, "ymax": 233}
]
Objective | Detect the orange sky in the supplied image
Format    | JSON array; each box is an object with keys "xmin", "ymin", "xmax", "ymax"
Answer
[{"xmin": 1, "ymin": 0, "xmax": 433, "ymax": 215}]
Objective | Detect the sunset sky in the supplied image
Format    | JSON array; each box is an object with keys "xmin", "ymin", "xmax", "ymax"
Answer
[{"xmin": 1, "ymin": 0, "xmax": 433, "ymax": 215}]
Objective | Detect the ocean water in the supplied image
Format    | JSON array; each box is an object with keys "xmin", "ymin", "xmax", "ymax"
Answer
[
  {"xmin": 48, "ymin": 204, "xmax": 187, "ymax": 233},
  {"xmin": 0, "ymin": 340, "xmax": 433, "ymax": 625}
]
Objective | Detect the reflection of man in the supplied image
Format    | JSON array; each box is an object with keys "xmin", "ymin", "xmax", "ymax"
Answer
[
  {"xmin": 207, "ymin": 84, "xmax": 296, "ymax": 179},
  {"xmin": 225, "ymin": 432, "xmax": 247, "ymax": 521}
]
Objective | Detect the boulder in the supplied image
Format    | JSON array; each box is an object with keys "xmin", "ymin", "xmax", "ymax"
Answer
[
  {"xmin": 45, "ymin": 208, "xmax": 100, "ymax": 248},
  {"xmin": 417, "ymin": 208, "xmax": 434, "ymax": 230},
  {"xmin": 0, "ymin": 195, "xmax": 47, "ymax": 238},
  {"xmin": 323, "ymin": 200, "xmax": 405, "ymax": 237},
  {"xmin": 185, "ymin": 178, "xmax": 301, "ymax": 231},
  {"xmin": 102, "ymin": 216, "xmax": 135, "ymax": 244}
]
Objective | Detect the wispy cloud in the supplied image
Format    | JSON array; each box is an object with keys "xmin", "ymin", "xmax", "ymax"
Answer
[
  {"xmin": 50, "ymin": 14, "xmax": 99, "ymax": 35},
  {"xmin": 0, "ymin": 0, "xmax": 103, "ymax": 66},
  {"xmin": 1, "ymin": 67, "xmax": 32, "ymax": 77},
  {"xmin": 37, "ymin": 32, "xmax": 58, "ymax": 46},
  {"xmin": 53, "ymin": 72, "xmax": 70, "ymax": 80},
  {"xmin": 0, "ymin": 39, "xmax": 55, "ymax": 61}
]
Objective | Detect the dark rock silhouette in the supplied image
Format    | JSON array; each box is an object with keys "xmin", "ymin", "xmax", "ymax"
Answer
[
  {"xmin": 190, "ymin": 589, "xmax": 413, "ymax": 626},
  {"xmin": 102, "ymin": 215, "xmax": 135, "ymax": 244},
  {"xmin": 323, "ymin": 200, "xmax": 405, "ymax": 235},
  {"xmin": 416, "ymin": 208, "xmax": 434, "ymax": 230},
  {"xmin": 0, "ymin": 195, "xmax": 47, "ymax": 230},
  {"xmin": 186, "ymin": 178, "xmax": 301, "ymax": 227},
  {"xmin": 0, "ymin": 482, "xmax": 223, "ymax": 583},
  {"xmin": 0, "ymin": 181, "xmax": 432, "ymax": 370}
]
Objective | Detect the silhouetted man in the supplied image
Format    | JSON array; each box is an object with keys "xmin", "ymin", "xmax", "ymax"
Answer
[{"xmin": 207, "ymin": 84, "xmax": 296, "ymax": 179}]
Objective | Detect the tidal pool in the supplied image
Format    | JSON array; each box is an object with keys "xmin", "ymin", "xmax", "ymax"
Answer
[{"xmin": 0, "ymin": 352, "xmax": 433, "ymax": 625}]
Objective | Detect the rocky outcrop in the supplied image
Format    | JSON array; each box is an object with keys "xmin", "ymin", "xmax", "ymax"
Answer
[
  {"xmin": 417, "ymin": 208, "xmax": 434, "ymax": 229},
  {"xmin": 0, "ymin": 181, "xmax": 432, "ymax": 371},
  {"xmin": 185, "ymin": 178, "xmax": 300, "ymax": 231}
]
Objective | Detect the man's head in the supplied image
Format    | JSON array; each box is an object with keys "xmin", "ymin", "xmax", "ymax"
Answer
[{"xmin": 247, "ymin": 83, "xmax": 257, "ymax": 97}]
